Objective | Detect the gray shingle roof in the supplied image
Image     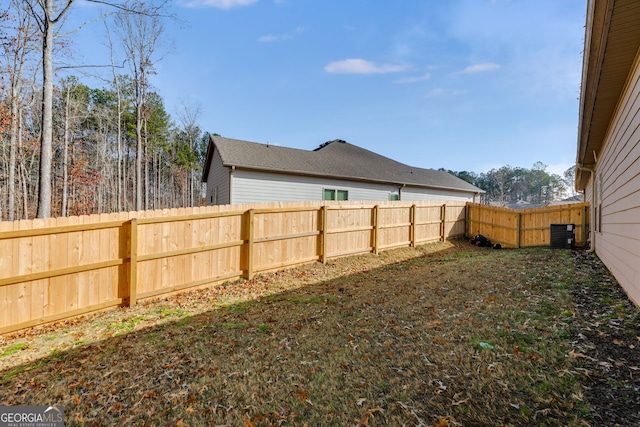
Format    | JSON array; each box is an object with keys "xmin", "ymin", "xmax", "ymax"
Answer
[{"xmin": 203, "ymin": 135, "xmax": 484, "ymax": 194}]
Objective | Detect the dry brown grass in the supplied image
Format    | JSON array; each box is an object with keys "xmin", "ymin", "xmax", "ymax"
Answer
[{"xmin": 0, "ymin": 240, "xmax": 592, "ymax": 426}]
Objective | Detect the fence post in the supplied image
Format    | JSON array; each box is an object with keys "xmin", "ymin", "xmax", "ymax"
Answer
[
  {"xmin": 465, "ymin": 203, "xmax": 470, "ymax": 238},
  {"xmin": 516, "ymin": 211, "xmax": 522, "ymax": 248},
  {"xmin": 440, "ymin": 204, "xmax": 447, "ymax": 241},
  {"xmin": 320, "ymin": 205, "xmax": 327, "ymax": 264},
  {"xmin": 372, "ymin": 205, "xmax": 379, "ymax": 254},
  {"xmin": 410, "ymin": 204, "xmax": 416, "ymax": 247},
  {"xmin": 245, "ymin": 209, "xmax": 255, "ymax": 280},
  {"xmin": 127, "ymin": 218, "xmax": 138, "ymax": 307}
]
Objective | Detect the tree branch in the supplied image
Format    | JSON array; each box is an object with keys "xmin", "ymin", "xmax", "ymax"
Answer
[{"xmin": 85, "ymin": 0, "xmax": 174, "ymax": 19}]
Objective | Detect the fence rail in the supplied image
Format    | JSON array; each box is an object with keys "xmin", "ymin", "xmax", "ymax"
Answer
[
  {"xmin": 466, "ymin": 202, "xmax": 589, "ymax": 248},
  {"xmin": 0, "ymin": 201, "xmax": 466, "ymax": 334}
]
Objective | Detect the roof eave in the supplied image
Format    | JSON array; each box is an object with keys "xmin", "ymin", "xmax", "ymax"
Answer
[
  {"xmin": 576, "ymin": 0, "xmax": 640, "ymax": 191},
  {"xmin": 227, "ymin": 165, "xmax": 484, "ymax": 194}
]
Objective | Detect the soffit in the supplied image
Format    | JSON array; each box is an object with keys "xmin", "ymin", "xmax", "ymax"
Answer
[{"xmin": 576, "ymin": 0, "xmax": 640, "ymax": 189}]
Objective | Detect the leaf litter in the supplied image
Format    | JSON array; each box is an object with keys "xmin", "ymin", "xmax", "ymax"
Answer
[{"xmin": 0, "ymin": 239, "xmax": 638, "ymax": 425}]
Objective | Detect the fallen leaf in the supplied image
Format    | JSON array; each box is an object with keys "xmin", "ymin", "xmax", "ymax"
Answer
[
  {"xmin": 452, "ymin": 397, "xmax": 470, "ymax": 406},
  {"xmin": 435, "ymin": 381, "xmax": 447, "ymax": 393},
  {"xmin": 176, "ymin": 419, "xmax": 189, "ymax": 427},
  {"xmin": 436, "ymin": 416, "xmax": 456, "ymax": 427},
  {"xmin": 568, "ymin": 350, "xmax": 587, "ymax": 358},
  {"xmin": 365, "ymin": 407, "xmax": 383, "ymax": 417},
  {"xmin": 294, "ymin": 391, "xmax": 308, "ymax": 401},
  {"xmin": 356, "ymin": 398, "xmax": 366, "ymax": 406}
]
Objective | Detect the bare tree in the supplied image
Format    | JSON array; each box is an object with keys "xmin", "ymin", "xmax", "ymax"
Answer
[
  {"xmin": 24, "ymin": 0, "xmax": 170, "ymax": 218},
  {"xmin": 175, "ymin": 99, "xmax": 202, "ymax": 207},
  {"xmin": 1, "ymin": 0, "xmax": 39, "ymax": 220},
  {"xmin": 103, "ymin": 23, "xmax": 126, "ymax": 212},
  {"xmin": 113, "ymin": 2, "xmax": 166, "ymax": 211},
  {"xmin": 22, "ymin": 0, "xmax": 74, "ymax": 218}
]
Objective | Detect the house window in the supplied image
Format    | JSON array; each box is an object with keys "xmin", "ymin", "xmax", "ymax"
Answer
[
  {"xmin": 323, "ymin": 189, "xmax": 348, "ymax": 201},
  {"xmin": 389, "ymin": 193, "xmax": 399, "ymax": 201}
]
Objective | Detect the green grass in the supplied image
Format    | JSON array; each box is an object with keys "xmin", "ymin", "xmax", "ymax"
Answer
[
  {"xmin": 0, "ymin": 343, "xmax": 28, "ymax": 358},
  {"xmin": 0, "ymin": 242, "xmax": 595, "ymax": 426}
]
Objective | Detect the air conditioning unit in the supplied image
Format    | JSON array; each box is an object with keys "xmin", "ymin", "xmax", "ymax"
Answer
[{"xmin": 550, "ymin": 224, "xmax": 575, "ymax": 249}]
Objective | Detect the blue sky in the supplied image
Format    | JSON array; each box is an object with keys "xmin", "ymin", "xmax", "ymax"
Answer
[{"xmin": 70, "ymin": 0, "xmax": 587, "ymax": 176}]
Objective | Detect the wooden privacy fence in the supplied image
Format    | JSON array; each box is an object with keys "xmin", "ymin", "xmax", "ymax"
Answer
[
  {"xmin": 466, "ymin": 202, "xmax": 589, "ymax": 248},
  {"xmin": 0, "ymin": 200, "xmax": 466, "ymax": 334}
]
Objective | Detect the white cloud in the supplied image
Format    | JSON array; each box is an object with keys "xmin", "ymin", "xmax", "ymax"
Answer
[
  {"xmin": 460, "ymin": 63, "xmax": 501, "ymax": 74},
  {"xmin": 258, "ymin": 26, "xmax": 305, "ymax": 43},
  {"xmin": 324, "ymin": 59, "xmax": 409, "ymax": 74},
  {"xmin": 259, "ymin": 34, "xmax": 290, "ymax": 42},
  {"xmin": 425, "ymin": 88, "xmax": 467, "ymax": 98},
  {"xmin": 186, "ymin": 0, "xmax": 257, "ymax": 9},
  {"xmin": 394, "ymin": 72, "xmax": 432, "ymax": 84}
]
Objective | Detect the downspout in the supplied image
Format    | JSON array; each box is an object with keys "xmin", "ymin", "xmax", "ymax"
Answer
[
  {"xmin": 577, "ymin": 164, "xmax": 595, "ymax": 252},
  {"xmin": 399, "ymin": 184, "xmax": 405, "ymax": 200}
]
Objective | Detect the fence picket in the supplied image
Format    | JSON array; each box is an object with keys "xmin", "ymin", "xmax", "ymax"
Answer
[{"xmin": 0, "ymin": 200, "xmax": 585, "ymax": 335}]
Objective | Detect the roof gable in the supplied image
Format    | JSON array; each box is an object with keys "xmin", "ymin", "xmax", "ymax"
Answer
[{"xmin": 203, "ymin": 136, "xmax": 484, "ymax": 194}]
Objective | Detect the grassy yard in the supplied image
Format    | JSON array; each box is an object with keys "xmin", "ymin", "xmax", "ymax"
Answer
[{"xmin": 0, "ymin": 239, "xmax": 633, "ymax": 426}]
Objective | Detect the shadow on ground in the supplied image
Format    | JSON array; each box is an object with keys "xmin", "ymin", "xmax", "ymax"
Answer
[{"xmin": 0, "ymin": 240, "xmax": 637, "ymax": 426}]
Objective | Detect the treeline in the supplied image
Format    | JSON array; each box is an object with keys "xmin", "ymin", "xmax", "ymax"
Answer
[
  {"xmin": 442, "ymin": 162, "xmax": 578, "ymax": 206},
  {"xmin": 0, "ymin": 74, "xmax": 209, "ymax": 220},
  {"xmin": 0, "ymin": 0, "xmax": 209, "ymax": 221},
  {"xmin": 0, "ymin": 73, "xmax": 208, "ymax": 220}
]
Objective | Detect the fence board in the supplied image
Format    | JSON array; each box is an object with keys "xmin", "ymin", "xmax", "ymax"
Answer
[
  {"xmin": 1, "ymin": 200, "xmax": 522, "ymax": 334},
  {"xmin": 467, "ymin": 202, "xmax": 589, "ymax": 248}
]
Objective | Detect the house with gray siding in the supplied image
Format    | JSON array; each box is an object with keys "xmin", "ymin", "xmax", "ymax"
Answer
[
  {"xmin": 202, "ymin": 135, "xmax": 484, "ymax": 205},
  {"xmin": 575, "ymin": 0, "xmax": 640, "ymax": 304}
]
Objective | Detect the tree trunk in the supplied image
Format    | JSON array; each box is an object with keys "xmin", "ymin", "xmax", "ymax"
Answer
[
  {"xmin": 8, "ymin": 92, "xmax": 18, "ymax": 221},
  {"xmin": 61, "ymin": 87, "xmax": 71, "ymax": 217},
  {"xmin": 36, "ymin": 0, "xmax": 55, "ymax": 219},
  {"xmin": 136, "ymin": 106, "xmax": 143, "ymax": 211},
  {"xmin": 143, "ymin": 118, "xmax": 149, "ymax": 211}
]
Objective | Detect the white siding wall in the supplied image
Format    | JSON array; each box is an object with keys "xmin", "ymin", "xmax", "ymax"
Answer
[
  {"xmin": 205, "ymin": 149, "xmax": 230, "ymax": 205},
  {"xmin": 230, "ymin": 170, "xmax": 477, "ymax": 204},
  {"xmin": 230, "ymin": 170, "xmax": 400, "ymax": 203},
  {"xmin": 593, "ymin": 50, "xmax": 640, "ymax": 305}
]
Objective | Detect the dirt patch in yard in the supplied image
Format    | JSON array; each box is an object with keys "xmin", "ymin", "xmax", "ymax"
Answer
[{"xmin": 0, "ymin": 239, "xmax": 638, "ymax": 426}]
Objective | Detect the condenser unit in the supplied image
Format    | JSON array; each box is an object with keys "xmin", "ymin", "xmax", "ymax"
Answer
[{"xmin": 550, "ymin": 224, "xmax": 575, "ymax": 249}]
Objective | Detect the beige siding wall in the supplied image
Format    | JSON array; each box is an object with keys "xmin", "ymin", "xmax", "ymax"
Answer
[
  {"xmin": 205, "ymin": 149, "xmax": 230, "ymax": 205},
  {"xmin": 593, "ymin": 49, "xmax": 640, "ymax": 305}
]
